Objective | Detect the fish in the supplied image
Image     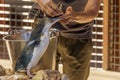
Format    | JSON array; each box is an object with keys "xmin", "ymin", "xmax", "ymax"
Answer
[{"xmin": 15, "ymin": 16, "xmax": 61, "ymax": 77}]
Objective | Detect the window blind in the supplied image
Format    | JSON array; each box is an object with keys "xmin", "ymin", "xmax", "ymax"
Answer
[{"xmin": 90, "ymin": 2, "xmax": 104, "ymax": 69}]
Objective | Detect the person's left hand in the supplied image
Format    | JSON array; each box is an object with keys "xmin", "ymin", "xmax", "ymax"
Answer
[{"xmin": 60, "ymin": 6, "xmax": 74, "ymax": 25}]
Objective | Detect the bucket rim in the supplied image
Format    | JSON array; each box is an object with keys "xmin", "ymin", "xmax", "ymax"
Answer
[{"xmin": 2, "ymin": 35, "xmax": 28, "ymax": 42}]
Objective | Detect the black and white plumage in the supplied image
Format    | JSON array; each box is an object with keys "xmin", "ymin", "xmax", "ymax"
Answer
[{"xmin": 15, "ymin": 16, "xmax": 61, "ymax": 77}]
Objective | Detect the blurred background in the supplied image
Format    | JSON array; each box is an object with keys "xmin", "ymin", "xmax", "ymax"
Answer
[{"xmin": 0, "ymin": 0, "xmax": 120, "ymax": 79}]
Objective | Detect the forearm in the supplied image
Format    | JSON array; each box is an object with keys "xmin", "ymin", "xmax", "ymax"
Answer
[
  {"xmin": 72, "ymin": 0, "xmax": 101, "ymax": 23},
  {"xmin": 72, "ymin": 10, "xmax": 98, "ymax": 23}
]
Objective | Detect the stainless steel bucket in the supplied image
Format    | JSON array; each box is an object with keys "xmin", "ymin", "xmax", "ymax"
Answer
[{"xmin": 3, "ymin": 30, "xmax": 58, "ymax": 72}]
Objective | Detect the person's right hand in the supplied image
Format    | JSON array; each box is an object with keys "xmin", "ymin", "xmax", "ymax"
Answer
[{"xmin": 36, "ymin": 0, "xmax": 63, "ymax": 17}]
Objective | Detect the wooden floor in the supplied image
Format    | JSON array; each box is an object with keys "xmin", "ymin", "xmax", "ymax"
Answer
[{"xmin": 88, "ymin": 69, "xmax": 120, "ymax": 80}]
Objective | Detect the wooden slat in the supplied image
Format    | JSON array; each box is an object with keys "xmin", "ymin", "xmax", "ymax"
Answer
[
  {"xmin": 5, "ymin": 0, "xmax": 33, "ymax": 5},
  {"xmin": 103, "ymin": 0, "xmax": 109, "ymax": 70},
  {"xmin": 4, "ymin": 7, "xmax": 31, "ymax": 12}
]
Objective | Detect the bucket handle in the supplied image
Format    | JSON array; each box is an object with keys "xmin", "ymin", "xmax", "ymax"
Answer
[{"xmin": 8, "ymin": 29, "xmax": 27, "ymax": 35}]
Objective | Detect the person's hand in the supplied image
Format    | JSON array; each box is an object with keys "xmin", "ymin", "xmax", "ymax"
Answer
[
  {"xmin": 60, "ymin": 6, "xmax": 74, "ymax": 25},
  {"xmin": 36, "ymin": 0, "xmax": 63, "ymax": 17}
]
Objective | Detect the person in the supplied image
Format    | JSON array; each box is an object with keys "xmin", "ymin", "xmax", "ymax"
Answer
[{"xmin": 30, "ymin": 0, "xmax": 102, "ymax": 80}]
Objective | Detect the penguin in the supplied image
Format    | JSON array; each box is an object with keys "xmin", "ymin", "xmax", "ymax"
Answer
[{"xmin": 15, "ymin": 16, "xmax": 61, "ymax": 77}]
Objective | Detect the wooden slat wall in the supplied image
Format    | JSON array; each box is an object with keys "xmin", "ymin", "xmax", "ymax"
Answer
[
  {"xmin": 0, "ymin": 0, "xmax": 8, "ymax": 59},
  {"xmin": 108, "ymin": 0, "xmax": 120, "ymax": 72},
  {"xmin": 0, "ymin": 0, "xmax": 33, "ymax": 59}
]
